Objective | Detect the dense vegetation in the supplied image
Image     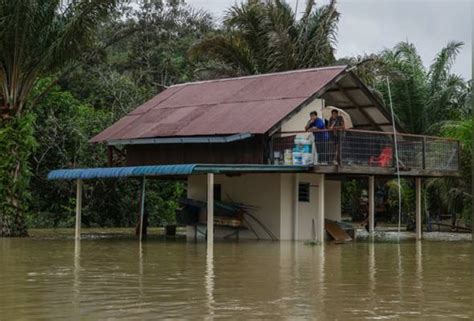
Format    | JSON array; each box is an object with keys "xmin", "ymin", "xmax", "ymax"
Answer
[{"xmin": 0, "ymin": 0, "xmax": 471, "ymax": 235}]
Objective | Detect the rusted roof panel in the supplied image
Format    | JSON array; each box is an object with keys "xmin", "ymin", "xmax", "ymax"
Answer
[{"xmin": 90, "ymin": 66, "xmax": 346, "ymax": 142}]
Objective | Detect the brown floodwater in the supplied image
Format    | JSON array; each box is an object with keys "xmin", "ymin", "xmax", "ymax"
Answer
[{"xmin": 0, "ymin": 231, "xmax": 472, "ymax": 320}]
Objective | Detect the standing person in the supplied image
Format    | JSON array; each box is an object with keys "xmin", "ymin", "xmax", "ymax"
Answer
[
  {"xmin": 305, "ymin": 111, "xmax": 328, "ymax": 164},
  {"xmin": 328, "ymin": 109, "xmax": 345, "ymax": 164}
]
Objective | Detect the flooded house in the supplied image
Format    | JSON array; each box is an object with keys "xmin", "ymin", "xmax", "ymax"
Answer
[{"xmin": 48, "ymin": 66, "xmax": 460, "ymax": 243}]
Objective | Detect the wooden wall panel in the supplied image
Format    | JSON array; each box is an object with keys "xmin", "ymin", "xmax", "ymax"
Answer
[{"xmin": 125, "ymin": 137, "xmax": 266, "ymax": 166}]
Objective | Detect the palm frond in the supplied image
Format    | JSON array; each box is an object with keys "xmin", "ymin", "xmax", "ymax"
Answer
[
  {"xmin": 264, "ymin": 0, "xmax": 298, "ymax": 71},
  {"xmin": 428, "ymin": 40, "xmax": 463, "ymax": 95},
  {"xmin": 0, "ymin": 0, "xmax": 117, "ymax": 116},
  {"xmin": 189, "ymin": 33, "xmax": 257, "ymax": 75}
]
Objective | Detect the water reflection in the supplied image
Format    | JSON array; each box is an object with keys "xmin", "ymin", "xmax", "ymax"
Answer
[
  {"xmin": 73, "ymin": 239, "xmax": 80, "ymax": 319},
  {"xmin": 368, "ymin": 242, "xmax": 375, "ymax": 298},
  {"xmin": 0, "ymin": 237, "xmax": 472, "ymax": 320},
  {"xmin": 206, "ymin": 244, "xmax": 214, "ymax": 319}
]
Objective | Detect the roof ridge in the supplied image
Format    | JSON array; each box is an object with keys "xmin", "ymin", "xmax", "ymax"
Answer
[{"xmin": 171, "ymin": 65, "xmax": 347, "ymax": 88}]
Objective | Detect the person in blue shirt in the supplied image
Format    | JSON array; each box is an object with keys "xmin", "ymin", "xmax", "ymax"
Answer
[{"xmin": 305, "ymin": 111, "xmax": 328, "ymax": 163}]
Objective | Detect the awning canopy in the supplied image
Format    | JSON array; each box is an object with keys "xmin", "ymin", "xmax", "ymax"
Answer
[{"xmin": 47, "ymin": 164, "xmax": 310, "ymax": 180}]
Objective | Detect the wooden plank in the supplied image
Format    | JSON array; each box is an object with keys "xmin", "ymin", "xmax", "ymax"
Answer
[
  {"xmin": 325, "ymin": 220, "xmax": 352, "ymax": 242},
  {"xmin": 335, "ymin": 83, "xmax": 380, "ymax": 130},
  {"xmin": 311, "ymin": 165, "xmax": 460, "ymax": 177}
]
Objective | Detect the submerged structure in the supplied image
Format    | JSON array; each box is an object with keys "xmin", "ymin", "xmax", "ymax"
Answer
[{"xmin": 48, "ymin": 66, "xmax": 460, "ymax": 243}]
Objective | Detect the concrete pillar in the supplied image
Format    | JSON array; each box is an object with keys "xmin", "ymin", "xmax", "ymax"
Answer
[
  {"xmin": 75, "ymin": 179, "xmax": 83, "ymax": 240},
  {"xmin": 368, "ymin": 175, "xmax": 375, "ymax": 234},
  {"xmin": 416, "ymin": 177, "xmax": 422, "ymax": 240},
  {"xmin": 316, "ymin": 174, "xmax": 325, "ymax": 243},
  {"xmin": 293, "ymin": 173, "xmax": 299, "ymax": 240},
  {"xmin": 207, "ymin": 173, "xmax": 214, "ymax": 246},
  {"xmin": 139, "ymin": 177, "xmax": 146, "ymax": 242}
]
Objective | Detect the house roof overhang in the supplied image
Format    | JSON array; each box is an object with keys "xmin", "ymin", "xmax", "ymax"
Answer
[{"xmin": 47, "ymin": 164, "xmax": 311, "ymax": 180}]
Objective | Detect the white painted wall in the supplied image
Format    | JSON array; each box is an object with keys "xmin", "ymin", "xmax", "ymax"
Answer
[
  {"xmin": 186, "ymin": 172, "xmax": 341, "ymax": 241},
  {"xmin": 187, "ymin": 173, "xmax": 282, "ymax": 240},
  {"xmin": 295, "ymin": 173, "xmax": 321, "ymax": 240},
  {"xmin": 281, "ymin": 98, "xmax": 324, "ymax": 132},
  {"xmin": 279, "ymin": 174, "xmax": 294, "ymax": 240}
]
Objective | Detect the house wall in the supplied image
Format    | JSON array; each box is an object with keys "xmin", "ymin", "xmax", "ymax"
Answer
[
  {"xmin": 280, "ymin": 98, "xmax": 324, "ymax": 132},
  {"xmin": 187, "ymin": 173, "xmax": 282, "ymax": 240},
  {"xmin": 126, "ymin": 136, "xmax": 265, "ymax": 166},
  {"xmin": 295, "ymin": 173, "xmax": 321, "ymax": 240},
  {"xmin": 186, "ymin": 172, "xmax": 342, "ymax": 241}
]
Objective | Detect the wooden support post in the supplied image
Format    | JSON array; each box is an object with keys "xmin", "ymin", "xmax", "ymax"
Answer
[
  {"xmin": 207, "ymin": 173, "xmax": 214, "ymax": 247},
  {"xmin": 139, "ymin": 177, "xmax": 146, "ymax": 242},
  {"xmin": 416, "ymin": 177, "xmax": 422, "ymax": 240},
  {"xmin": 368, "ymin": 175, "xmax": 375, "ymax": 235},
  {"xmin": 421, "ymin": 137, "xmax": 426, "ymax": 169},
  {"xmin": 75, "ymin": 179, "xmax": 83, "ymax": 240},
  {"xmin": 293, "ymin": 173, "xmax": 299, "ymax": 240},
  {"xmin": 316, "ymin": 174, "xmax": 325, "ymax": 243}
]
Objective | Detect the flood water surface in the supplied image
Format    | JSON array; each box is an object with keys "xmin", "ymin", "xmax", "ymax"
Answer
[{"xmin": 0, "ymin": 233, "xmax": 472, "ymax": 320}]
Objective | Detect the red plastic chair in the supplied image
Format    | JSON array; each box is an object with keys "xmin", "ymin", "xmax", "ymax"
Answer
[{"xmin": 369, "ymin": 146, "xmax": 393, "ymax": 167}]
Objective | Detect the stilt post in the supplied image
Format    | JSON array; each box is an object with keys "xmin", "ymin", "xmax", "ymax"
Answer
[
  {"xmin": 415, "ymin": 177, "xmax": 422, "ymax": 240},
  {"xmin": 316, "ymin": 174, "xmax": 325, "ymax": 243},
  {"xmin": 368, "ymin": 175, "xmax": 375, "ymax": 235},
  {"xmin": 139, "ymin": 177, "xmax": 146, "ymax": 242},
  {"xmin": 207, "ymin": 173, "xmax": 214, "ymax": 247},
  {"xmin": 293, "ymin": 173, "xmax": 299, "ymax": 240},
  {"xmin": 75, "ymin": 179, "xmax": 83, "ymax": 240}
]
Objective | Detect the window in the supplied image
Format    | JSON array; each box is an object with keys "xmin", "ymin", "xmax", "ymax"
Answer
[
  {"xmin": 298, "ymin": 183, "xmax": 310, "ymax": 202},
  {"xmin": 214, "ymin": 184, "xmax": 222, "ymax": 201}
]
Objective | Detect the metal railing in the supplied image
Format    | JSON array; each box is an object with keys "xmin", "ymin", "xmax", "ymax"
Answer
[{"xmin": 270, "ymin": 129, "xmax": 459, "ymax": 172}]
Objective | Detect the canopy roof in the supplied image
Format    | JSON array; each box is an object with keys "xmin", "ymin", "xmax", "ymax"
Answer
[
  {"xmin": 91, "ymin": 66, "xmax": 395, "ymax": 143},
  {"xmin": 48, "ymin": 164, "xmax": 310, "ymax": 180}
]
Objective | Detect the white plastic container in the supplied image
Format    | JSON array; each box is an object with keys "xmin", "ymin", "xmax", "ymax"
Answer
[
  {"xmin": 302, "ymin": 152, "xmax": 313, "ymax": 165},
  {"xmin": 292, "ymin": 152, "xmax": 302, "ymax": 165}
]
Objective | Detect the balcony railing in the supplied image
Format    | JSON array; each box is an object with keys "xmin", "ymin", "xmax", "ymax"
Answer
[{"xmin": 270, "ymin": 129, "xmax": 459, "ymax": 172}]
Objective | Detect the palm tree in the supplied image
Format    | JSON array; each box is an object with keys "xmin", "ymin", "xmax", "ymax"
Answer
[
  {"xmin": 377, "ymin": 41, "xmax": 466, "ymax": 134},
  {"xmin": 189, "ymin": 0, "xmax": 339, "ymax": 77},
  {"xmin": 361, "ymin": 41, "xmax": 471, "ymax": 226},
  {"xmin": 0, "ymin": 0, "xmax": 117, "ymax": 236}
]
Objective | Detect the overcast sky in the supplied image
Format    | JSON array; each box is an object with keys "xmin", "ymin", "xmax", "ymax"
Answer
[{"xmin": 187, "ymin": 0, "xmax": 472, "ymax": 79}]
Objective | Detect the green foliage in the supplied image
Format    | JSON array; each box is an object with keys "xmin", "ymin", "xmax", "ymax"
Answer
[
  {"xmin": 341, "ymin": 41, "xmax": 471, "ymax": 225},
  {"xmin": 28, "ymin": 78, "xmax": 186, "ymax": 228},
  {"xmin": 427, "ymin": 117, "xmax": 474, "ymax": 223},
  {"xmin": 0, "ymin": 0, "xmax": 118, "ymax": 116},
  {"xmin": 341, "ymin": 179, "xmax": 364, "ymax": 220},
  {"xmin": 0, "ymin": 0, "xmax": 118, "ymax": 236},
  {"xmin": 386, "ymin": 178, "xmax": 415, "ymax": 223},
  {"xmin": 190, "ymin": 0, "xmax": 339, "ymax": 77},
  {"xmin": 0, "ymin": 116, "xmax": 37, "ymax": 236}
]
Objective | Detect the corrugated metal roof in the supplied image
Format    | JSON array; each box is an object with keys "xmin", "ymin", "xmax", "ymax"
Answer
[
  {"xmin": 48, "ymin": 165, "xmax": 197, "ymax": 180},
  {"xmin": 90, "ymin": 66, "xmax": 347, "ymax": 143},
  {"xmin": 47, "ymin": 164, "xmax": 311, "ymax": 180}
]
